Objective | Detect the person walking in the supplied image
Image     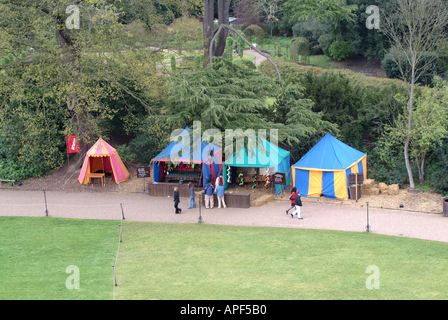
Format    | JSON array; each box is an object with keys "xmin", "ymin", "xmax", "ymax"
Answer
[
  {"xmin": 215, "ymin": 173, "xmax": 224, "ymax": 192},
  {"xmin": 291, "ymin": 189, "xmax": 303, "ymax": 219},
  {"xmin": 174, "ymin": 187, "xmax": 182, "ymax": 214},
  {"xmin": 188, "ymin": 182, "xmax": 196, "ymax": 209},
  {"xmin": 203, "ymin": 178, "xmax": 214, "ymax": 209},
  {"xmin": 286, "ymin": 187, "xmax": 297, "ymax": 215},
  {"xmin": 216, "ymin": 183, "xmax": 227, "ymax": 208}
]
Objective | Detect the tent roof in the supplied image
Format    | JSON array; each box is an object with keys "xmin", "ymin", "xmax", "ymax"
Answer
[
  {"xmin": 292, "ymin": 133, "xmax": 366, "ymax": 170},
  {"xmin": 152, "ymin": 127, "xmax": 222, "ymax": 164},
  {"xmin": 87, "ymin": 138, "xmax": 117, "ymax": 157},
  {"xmin": 225, "ymin": 138, "xmax": 289, "ymax": 168}
]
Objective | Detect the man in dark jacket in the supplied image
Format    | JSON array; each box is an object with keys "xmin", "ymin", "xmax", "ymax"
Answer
[
  {"xmin": 174, "ymin": 187, "xmax": 181, "ymax": 214},
  {"xmin": 291, "ymin": 189, "xmax": 303, "ymax": 219}
]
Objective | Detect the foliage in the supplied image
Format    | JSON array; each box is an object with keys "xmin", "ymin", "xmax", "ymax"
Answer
[
  {"xmin": 382, "ymin": 50, "xmax": 439, "ymax": 86},
  {"xmin": 292, "ymin": 18, "xmax": 332, "ymax": 55},
  {"xmin": 128, "ymin": 117, "xmax": 175, "ymax": 165},
  {"xmin": 290, "ymin": 37, "xmax": 310, "ymax": 63},
  {"xmin": 0, "ymin": 94, "xmax": 67, "ymax": 181},
  {"xmin": 244, "ymin": 24, "xmax": 266, "ymax": 43},
  {"xmin": 115, "ymin": 144, "xmax": 137, "ymax": 162},
  {"xmin": 430, "ymin": 138, "xmax": 448, "ymax": 195},
  {"xmin": 376, "ymin": 80, "xmax": 448, "ymax": 184},
  {"xmin": 284, "ymin": 0, "xmax": 358, "ymax": 24},
  {"xmin": 329, "ymin": 40, "xmax": 354, "ymax": 61}
]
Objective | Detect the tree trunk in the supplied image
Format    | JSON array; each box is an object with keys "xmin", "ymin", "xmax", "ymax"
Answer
[
  {"xmin": 405, "ymin": 73, "xmax": 416, "ymax": 189},
  {"xmin": 56, "ymin": 18, "xmax": 92, "ymax": 159},
  {"xmin": 214, "ymin": 0, "xmax": 231, "ymax": 57},
  {"xmin": 203, "ymin": 0, "xmax": 215, "ymax": 68}
]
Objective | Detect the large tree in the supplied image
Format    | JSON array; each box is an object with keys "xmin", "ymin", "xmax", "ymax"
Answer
[
  {"xmin": 381, "ymin": 0, "xmax": 448, "ymax": 189},
  {"xmin": 0, "ymin": 0, "xmax": 167, "ymax": 155}
]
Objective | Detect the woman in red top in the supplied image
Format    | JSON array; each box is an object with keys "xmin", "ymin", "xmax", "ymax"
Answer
[{"xmin": 286, "ymin": 187, "xmax": 297, "ymax": 214}]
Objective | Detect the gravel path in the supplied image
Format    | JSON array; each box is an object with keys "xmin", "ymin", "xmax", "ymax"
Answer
[{"xmin": 1, "ymin": 190, "xmax": 448, "ymax": 243}]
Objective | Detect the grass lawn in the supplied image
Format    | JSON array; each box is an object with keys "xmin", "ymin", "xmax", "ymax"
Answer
[
  {"xmin": 0, "ymin": 217, "xmax": 118, "ymax": 300},
  {"xmin": 116, "ymin": 221, "xmax": 448, "ymax": 300},
  {"xmin": 2, "ymin": 217, "xmax": 448, "ymax": 300}
]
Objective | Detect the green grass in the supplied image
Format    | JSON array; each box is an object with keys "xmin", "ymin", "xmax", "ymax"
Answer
[
  {"xmin": 0, "ymin": 217, "xmax": 118, "ymax": 300},
  {"xmin": 3, "ymin": 217, "xmax": 448, "ymax": 299},
  {"xmin": 116, "ymin": 222, "xmax": 448, "ymax": 300}
]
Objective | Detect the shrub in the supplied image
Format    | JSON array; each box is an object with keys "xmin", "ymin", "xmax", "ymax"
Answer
[
  {"xmin": 290, "ymin": 37, "xmax": 310, "ymax": 63},
  {"xmin": 318, "ymin": 34, "xmax": 333, "ymax": 56},
  {"xmin": 329, "ymin": 40, "xmax": 354, "ymax": 61},
  {"xmin": 381, "ymin": 49, "xmax": 438, "ymax": 86}
]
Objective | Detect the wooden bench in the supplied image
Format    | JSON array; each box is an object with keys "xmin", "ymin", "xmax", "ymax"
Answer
[
  {"xmin": 85, "ymin": 173, "xmax": 105, "ymax": 186},
  {"xmin": 363, "ymin": 66, "xmax": 377, "ymax": 76},
  {"xmin": 0, "ymin": 180, "xmax": 15, "ymax": 188}
]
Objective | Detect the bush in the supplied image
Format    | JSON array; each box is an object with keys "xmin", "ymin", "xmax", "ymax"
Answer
[
  {"xmin": 318, "ymin": 34, "xmax": 333, "ymax": 56},
  {"xmin": 244, "ymin": 25, "xmax": 265, "ymax": 43},
  {"xmin": 116, "ymin": 144, "xmax": 137, "ymax": 162},
  {"xmin": 430, "ymin": 138, "xmax": 448, "ymax": 195},
  {"xmin": 290, "ymin": 37, "xmax": 310, "ymax": 63},
  {"xmin": 292, "ymin": 19, "xmax": 331, "ymax": 55},
  {"xmin": 329, "ymin": 40, "xmax": 354, "ymax": 61},
  {"xmin": 381, "ymin": 49, "xmax": 438, "ymax": 86}
]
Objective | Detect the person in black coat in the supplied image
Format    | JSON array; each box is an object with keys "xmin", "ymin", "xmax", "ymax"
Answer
[
  {"xmin": 291, "ymin": 189, "xmax": 303, "ymax": 219},
  {"xmin": 174, "ymin": 187, "xmax": 181, "ymax": 214}
]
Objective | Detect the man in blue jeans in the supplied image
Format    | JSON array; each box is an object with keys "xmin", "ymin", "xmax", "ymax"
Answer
[{"xmin": 203, "ymin": 178, "xmax": 214, "ymax": 209}]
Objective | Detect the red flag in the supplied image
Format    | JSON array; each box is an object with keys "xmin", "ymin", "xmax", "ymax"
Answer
[{"xmin": 66, "ymin": 135, "xmax": 80, "ymax": 153}]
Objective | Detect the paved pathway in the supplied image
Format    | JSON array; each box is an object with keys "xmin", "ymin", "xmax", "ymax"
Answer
[{"xmin": 1, "ymin": 190, "xmax": 448, "ymax": 243}]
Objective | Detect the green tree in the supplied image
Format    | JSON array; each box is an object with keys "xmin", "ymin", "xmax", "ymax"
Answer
[
  {"xmin": 379, "ymin": 81, "xmax": 448, "ymax": 184},
  {"xmin": 381, "ymin": 0, "xmax": 448, "ymax": 189},
  {"xmin": 284, "ymin": 0, "xmax": 358, "ymax": 25}
]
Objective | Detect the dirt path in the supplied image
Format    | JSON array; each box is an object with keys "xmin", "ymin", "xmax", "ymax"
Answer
[
  {"xmin": 1, "ymin": 189, "xmax": 447, "ymax": 243},
  {"xmin": 244, "ymin": 48, "xmax": 268, "ymax": 65}
]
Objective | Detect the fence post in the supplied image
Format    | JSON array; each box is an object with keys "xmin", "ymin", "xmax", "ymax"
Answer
[
  {"xmin": 43, "ymin": 190, "xmax": 49, "ymax": 217},
  {"xmin": 366, "ymin": 202, "xmax": 370, "ymax": 232},
  {"xmin": 198, "ymin": 192, "xmax": 203, "ymax": 224},
  {"xmin": 112, "ymin": 265, "xmax": 117, "ymax": 286},
  {"xmin": 120, "ymin": 203, "xmax": 125, "ymax": 220},
  {"xmin": 119, "ymin": 224, "xmax": 122, "ymax": 243}
]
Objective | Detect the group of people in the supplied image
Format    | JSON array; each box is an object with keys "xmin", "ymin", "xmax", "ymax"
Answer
[
  {"xmin": 174, "ymin": 174, "xmax": 304, "ymax": 218},
  {"xmin": 173, "ymin": 173, "xmax": 227, "ymax": 214}
]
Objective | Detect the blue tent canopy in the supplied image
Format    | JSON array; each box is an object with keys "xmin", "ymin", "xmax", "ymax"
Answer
[
  {"xmin": 291, "ymin": 133, "xmax": 367, "ymax": 200},
  {"xmin": 152, "ymin": 127, "xmax": 222, "ymax": 186},
  {"xmin": 223, "ymin": 138, "xmax": 290, "ymax": 195}
]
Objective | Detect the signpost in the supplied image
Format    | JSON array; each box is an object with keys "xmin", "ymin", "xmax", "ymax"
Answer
[
  {"xmin": 272, "ymin": 172, "xmax": 286, "ymax": 185},
  {"xmin": 137, "ymin": 167, "xmax": 151, "ymax": 192}
]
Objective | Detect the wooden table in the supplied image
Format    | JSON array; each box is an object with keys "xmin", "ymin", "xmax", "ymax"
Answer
[{"xmin": 86, "ymin": 173, "xmax": 105, "ymax": 186}]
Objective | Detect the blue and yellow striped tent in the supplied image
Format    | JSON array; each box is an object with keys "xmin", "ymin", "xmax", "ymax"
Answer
[{"xmin": 291, "ymin": 134, "xmax": 367, "ymax": 200}]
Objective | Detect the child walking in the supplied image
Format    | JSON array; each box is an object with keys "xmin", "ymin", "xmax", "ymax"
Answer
[
  {"xmin": 188, "ymin": 182, "xmax": 196, "ymax": 209},
  {"xmin": 216, "ymin": 183, "xmax": 227, "ymax": 208},
  {"xmin": 291, "ymin": 189, "xmax": 303, "ymax": 219},
  {"xmin": 174, "ymin": 187, "xmax": 182, "ymax": 214},
  {"xmin": 286, "ymin": 187, "xmax": 297, "ymax": 214}
]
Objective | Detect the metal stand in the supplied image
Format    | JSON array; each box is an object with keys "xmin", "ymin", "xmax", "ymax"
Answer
[
  {"xmin": 366, "ymin": 202, "xmax": 370, "ymax": 232},
  {"xmin": 198, "ymin": 193, "xmax": 203, "ymax": 223},
  {"xmin": 112, "ymin": 265, "xmax": 117, "ymax": 286},
  {"xmin": 43, "ymin": 190, "xmax": 49, "ymax": 217},
  {"xmin": 120, "ymin": 203, "xmax": 125, "ymax": 220}
]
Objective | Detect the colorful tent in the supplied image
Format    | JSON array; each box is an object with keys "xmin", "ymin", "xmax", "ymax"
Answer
[
  {"xmin": 78, "ymin": 138, "xmax": 130, "ymax": 185},
  {"xmin": 223, "ymin": 138, "xmax": 290, "ymax": 195},
  {"xmin": 152, "ymin": 127, "xmax": 222, "ymax": 186},
  {"xmin": 291, "ymin": 133, "xmax": 367, "ymax": 200}
]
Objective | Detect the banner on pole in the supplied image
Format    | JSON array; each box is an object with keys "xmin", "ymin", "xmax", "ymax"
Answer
[{"xmin": 66, "ymin": 135, "xmax": 80, "ymax": 154}]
